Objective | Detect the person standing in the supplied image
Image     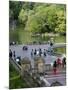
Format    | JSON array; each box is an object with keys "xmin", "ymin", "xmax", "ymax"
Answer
[
  {"xmin": 31, "ymin": 49, "xmax": 33, "ymax": 57},
  {"xmin": 62, "ymin": 57, "xmax": 66, "ymax": 68},
  {"xmin": 50, "ymin": 42, "xmax": 53, "ymax": 46},
  {"xmin": 34, "ymin": 49, "xmax": 37, "ymax": 55},
  {"xmin": 44, "ymin": 49, "xmax": 46, "ymax": 56},
  {"xmin": 39, "ymin": 48, "xmax": 42, "ymax": 56},
  {"xmin": 9, "ymin": 49, "xmax": 12, "ymax": 58},
  {"xmin": 50, "ymin": 38, "xmax": 54, "ymax": 46},
  {"xmin": 53, "ymin": 61, "xmax": 57, "ymax": 75},
  {"xmin": 13, "ymin": 51, "xmax": 16, "ymax": 59}
]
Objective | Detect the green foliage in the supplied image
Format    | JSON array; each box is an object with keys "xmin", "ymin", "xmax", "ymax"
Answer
[
  {"xmin": 10, "ymin": 77, "xmax": 29, "ymax": 89},
  {"xmin": 9, "ymin": 1, "xmax": 66, "ymax": 34},
  {"xmin": 55, "ymin": 10, "xmax": 66, "ymax": 34},
  {"xmin": 9, "ymin": 29, "xmax": 20, "ymax": 43},
  {"xmin": 9, "ymin": 63, "xmax": 29, "ymax": 89},
  {"xmin": 22, "ymin": 2, "xmax": 35, "ymax": 10},
  {"xmin": 18, "ymin": 9, "xmax": 28, "ymax": 27},
  {"xmin": 9, "ymin": 63, "xmax": 19, "ymax": 78},
  {"xmin": 25, "ymin": 4, "xmax": 66, "ymax": 34},
  {"xmin": 54, "ymin": 47, "xmax": 66, "ymax": 54},
  {"xmin": 9, "ymin": 1, "xmax": 22, "ymax": 20}
]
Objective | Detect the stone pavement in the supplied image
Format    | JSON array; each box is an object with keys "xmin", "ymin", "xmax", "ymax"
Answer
[
  {"xmin": 40, "ymin": 73, "xmax": 66, "ymax": 86},
  {"xmin": 9, "ymin": 44, "xmax": 64, "ymax": 68}
]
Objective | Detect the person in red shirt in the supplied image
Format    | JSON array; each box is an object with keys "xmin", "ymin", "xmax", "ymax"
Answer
[{"xmin": 57, "ymin": 58, "xmax": 62, "ymax": 67}]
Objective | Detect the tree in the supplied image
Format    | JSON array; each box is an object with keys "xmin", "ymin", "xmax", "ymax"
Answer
[
  {"xmin": 18, "ymin": 9, "xmax": 28, "ymax": 27},
  {"xmin": 25, "ymin": 4, "xmax": 66, "ymax": 34},
  {"xmin": 25, "ymin": 5, "xmax": 57, "ymax": 33},
  {"xmin": 9, "ymin": 1, "xmax": 22, "ymax": 20},
  {"xmin": 55, "ymin": 10, "xmax": 66, "ymax": 34},
  {"xmin": 12, "ymin": 1, "xmax": 66, "ymax": 35}
]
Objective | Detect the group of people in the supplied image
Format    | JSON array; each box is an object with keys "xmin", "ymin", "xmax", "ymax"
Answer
[
  {"xmin": 31, "ymin": 48, "xmax": 46, "ymax": 57},
  {"xmin": 53, "ymin": 57, "xmax": 66, "ymax": 75}
]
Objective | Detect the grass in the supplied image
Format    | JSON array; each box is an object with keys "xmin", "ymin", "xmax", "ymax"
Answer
[
  {"xmin": 54, "ymin": 36, "xmax": 66, "ymax": 43},
  {"xmin": 54, "ymin": 47, "xmax": 66, "ymax": 54}
]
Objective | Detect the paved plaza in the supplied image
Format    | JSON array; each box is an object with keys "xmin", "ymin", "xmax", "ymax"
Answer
[
  {"xmin": 9, "ymin": 44, "xmax": 65, "ymax": 67},
  {"xmin": 9, "ymin": 43, "xmax": 66, "ymax": 86}
]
